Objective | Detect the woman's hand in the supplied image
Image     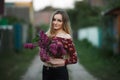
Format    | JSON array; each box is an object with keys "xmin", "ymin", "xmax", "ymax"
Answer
[{"xmin": 47, "ymin": 57, "xmax": 65, "ymax": 67}]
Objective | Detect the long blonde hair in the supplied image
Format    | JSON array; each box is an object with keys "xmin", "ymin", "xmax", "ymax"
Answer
[{"xmin": 46, "ymin": 9, "xmax": 72, "ymax": 38}]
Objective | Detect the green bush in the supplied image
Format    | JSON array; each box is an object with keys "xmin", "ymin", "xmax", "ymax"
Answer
[
  {"xmin": 75, "ymin": 40, "xmax": 120, "ymax": 80},
  {"xmin": 0, "ymin": 48, "xmax": 38, "ymax": 80}
]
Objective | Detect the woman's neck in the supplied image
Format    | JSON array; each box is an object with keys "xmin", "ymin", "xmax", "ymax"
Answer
[{"xmin": 55, "ymin": 29, "xmax": 65, "ymax": 35}]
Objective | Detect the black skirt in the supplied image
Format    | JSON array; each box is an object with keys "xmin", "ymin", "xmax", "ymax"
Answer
[{"xmin": 42, "ymin": 65, "xmax": 69, "ymax": 80}]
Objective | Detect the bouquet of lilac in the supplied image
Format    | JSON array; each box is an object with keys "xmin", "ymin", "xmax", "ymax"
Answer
[{"xmin": 24, "ymin": 30, "xmax": 66, "ymax": 62}]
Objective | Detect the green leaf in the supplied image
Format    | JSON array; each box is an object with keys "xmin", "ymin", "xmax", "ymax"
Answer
[{"xmin": 32, "ymin": 35, "xmax": 39, "ymax": 43}]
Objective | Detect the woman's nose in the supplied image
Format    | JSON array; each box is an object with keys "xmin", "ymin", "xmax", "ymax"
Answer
[{"xmin": 54, "ymin": 20, "xmax": 57, "ymax": 24}]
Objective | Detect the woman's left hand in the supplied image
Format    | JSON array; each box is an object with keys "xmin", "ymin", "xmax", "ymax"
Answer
[{"xmin": 47, "ymin": 58, "xmax": 65, "ymax": 67}]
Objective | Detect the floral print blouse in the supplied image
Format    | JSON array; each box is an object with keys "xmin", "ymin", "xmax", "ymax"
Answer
[{"xmin": 52, "ymin": 36, "xmax": 77, "ymax": 65}]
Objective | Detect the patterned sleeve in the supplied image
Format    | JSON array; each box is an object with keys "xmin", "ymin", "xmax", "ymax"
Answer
[{"xmin": 64, "ymin": 39, "xmax": 77, "ymax": 65}]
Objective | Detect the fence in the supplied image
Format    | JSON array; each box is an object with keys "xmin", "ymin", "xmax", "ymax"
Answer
[
  {"xmin": 0, "ymin": 24, "xmax": 23, "ymax": 53},
  {"xmin": 78, "ymin": 27, "xmax": 102, "ymax": 47}
]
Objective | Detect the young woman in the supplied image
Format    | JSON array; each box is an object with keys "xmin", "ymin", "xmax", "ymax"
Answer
[{"xmin": 40, "ymin": 9, "xmax": 78, "ymax": 80}]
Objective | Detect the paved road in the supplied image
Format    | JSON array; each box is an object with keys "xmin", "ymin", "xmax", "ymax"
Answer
[{"xmin": 21, "ymin": 54, "xmax": 97, "ymax": 80}]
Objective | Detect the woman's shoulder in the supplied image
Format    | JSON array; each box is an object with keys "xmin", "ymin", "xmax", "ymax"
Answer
[{"xmin": 55, "ymin": 33, "xmax": 72, "ymax": 40}]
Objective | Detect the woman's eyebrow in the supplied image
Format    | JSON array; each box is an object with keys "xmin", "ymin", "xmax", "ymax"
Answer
[
  {"xmin": 58, "ymin": 19, "xmax": 62, "ymax": 22},
  {"xmin": 53, "ymin": 18, "xmax": 62, "ymax": 21}
]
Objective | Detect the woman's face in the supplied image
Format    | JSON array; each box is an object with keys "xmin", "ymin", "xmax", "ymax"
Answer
[{"xmin": 52, "ymin": 14, "xmax": 63, "ymax": 30}]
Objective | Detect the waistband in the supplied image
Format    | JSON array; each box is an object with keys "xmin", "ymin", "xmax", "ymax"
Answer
[
  {"xmin": 43, "ymin": 63, "xmax": 66, "ymax": 69},
  {"xmin": 44, "ymin": 63, "xmax": 66, "ymax": 67},
  {"xmin": 43, "ymin": 65, "xmax": 66, "ymax": 70}
]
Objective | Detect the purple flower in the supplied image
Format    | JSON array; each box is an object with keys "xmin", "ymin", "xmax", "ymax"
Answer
[
  {"xmin": 24, "ymin": 43, "xmax": 35, "ymax": 49},
  {"xmin": 49, "ymin": 42, "xmax": 58, "ymax": 55},
  {"xmin": 39, "ymin": 48, "xmax": 50, "ymax": 61},
  {"xmin": 24, "ymin": 30, "xmax": 67, "ymax": 61},
  {"xmin": 57, "ymin": 43, "xmax": 66, "ymax": 55},
  {"xmin": 38, "ymin": 30, "xmax": 50, "ymax": 48},
  {"xmin": 48, "ymin": 40, "xmax": 67, "ymax": 57}
]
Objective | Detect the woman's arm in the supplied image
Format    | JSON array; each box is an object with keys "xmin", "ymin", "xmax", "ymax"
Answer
[
  {"xmin": 65, "ymin": 52, "xmax": 77, "ymax": 65},
  {"xmin": 47, "ymin": 40, "xmax": 78, "ymax": 66},
  {"xmin": 47, "ymin": 58, "xmax": 65, "ymax": 66},
  {"xmin": 64, "ymin": 40, "xmax": 78, "ymax": 65}
]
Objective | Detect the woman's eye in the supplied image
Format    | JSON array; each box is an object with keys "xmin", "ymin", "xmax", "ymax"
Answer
[
  {"xmin": 53, "ymin": 19, "xmax": 56, "ymax": 21},
  {"xmin": 53, "ymin": 18, "xmax": 62, "ymax": 22},
  {"xmin": 58, "ymin": 19, "xmax": 62, "ymax": 22}
]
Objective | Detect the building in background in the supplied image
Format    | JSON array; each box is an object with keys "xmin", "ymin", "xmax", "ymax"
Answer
[
  {"xmin": 34, "ymin": 6, "xmax": 56, "ymax": 33},
  {"xmin": 103, "ymin": 7, "xmax": 120, "ymax": 54},
  {"xmin": 34, "ymin": 6, "xmax": 55, "ymax": 26},
  {"xmin": 0, "ymin": 0, "xmax": 4, "ymax": 15},
  {"xmin": 0, "ymin": 0, "xmax": 5, "ymax": 52},
  {"xmin": 0, "ymin": 1, "xmax": 34, "ymax": 53},
  {"xmin": 34, "ymin": 10, "xmax": 52, "ymax": 26},
  {"xmin": 5, "ymin": 2, "xmax": 34, "ymax": 24}
]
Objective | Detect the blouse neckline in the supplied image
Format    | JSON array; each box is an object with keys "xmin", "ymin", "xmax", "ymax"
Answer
[{"xmin": 53, "ymin": 36, "xmax": 72, "ymax": 40}]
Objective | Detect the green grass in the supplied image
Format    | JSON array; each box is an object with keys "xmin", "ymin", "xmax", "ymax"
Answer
[
  {"xmin": 0, "ymin": 48, "xmax": 39, "ymax": 80},
  {"xmin": 75, "ymin": 40, "xmax": 120, "ymax": 80}
]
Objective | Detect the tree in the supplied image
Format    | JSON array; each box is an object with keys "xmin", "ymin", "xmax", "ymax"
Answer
[
  {"xmin": 67, "ymin": 1, "xmax": 101, "ymax": 31},
  {"xmin": 105, "ymin": 0, "xmax": 120, "ymax": 9}
]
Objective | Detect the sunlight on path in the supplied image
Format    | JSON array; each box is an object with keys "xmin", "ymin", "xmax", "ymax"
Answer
[
  {"xmin": 21, "ymin": 54, "xmax": 43, "ymax": 80},
  {"xmin": 68, "ymin": 62, "xmax": 98, "ymax": 80},
  {"xmin": 21, "ymin": 55, "xmax": 98, "ymax": 80}
]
